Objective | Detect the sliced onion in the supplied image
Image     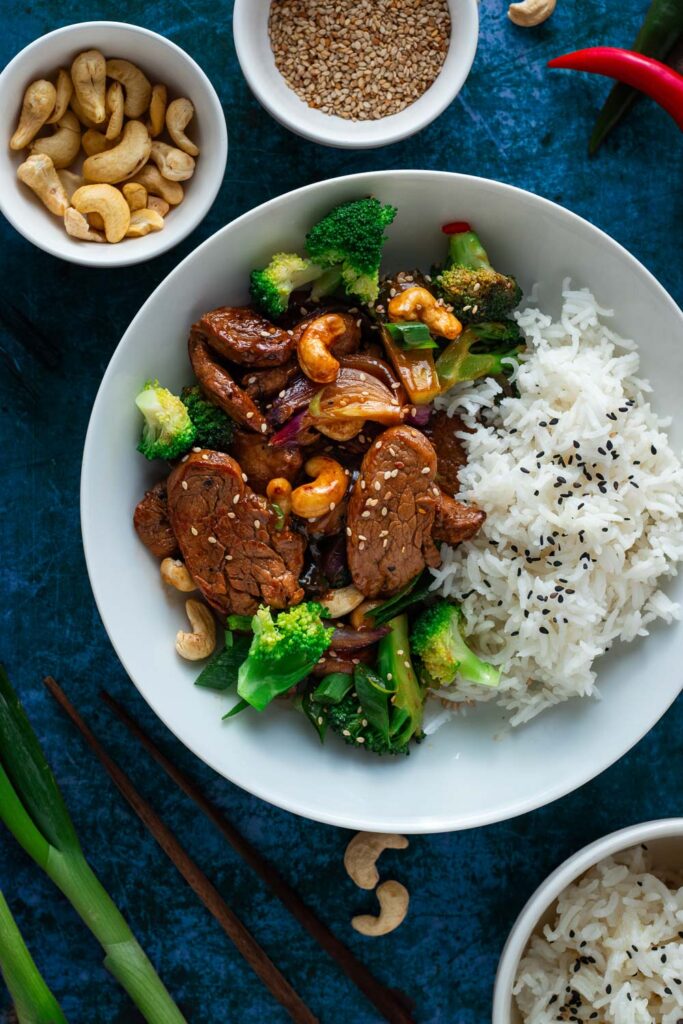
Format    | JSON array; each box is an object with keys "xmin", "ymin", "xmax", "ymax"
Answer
[
  {"xmin": 270, "ymin": 409, "xmax": 319, "ymax": 447},
  {"xmin": 267, "ymin": 373, "xmax": 320, "ymax": 427},
  {"xmin": 340, "ymin": 353, "xmax": 404, "ymax": 396},
  {"xmin": 330, "ymin": 626, "xmax": 390, "ymax": 650},
  {"xmin": 311, "ymin": 368, "xmax": 404, "ymax": 426},
  {"xmin": 406, "ymin": 404, "xmax": 432, "ymax": 427}
]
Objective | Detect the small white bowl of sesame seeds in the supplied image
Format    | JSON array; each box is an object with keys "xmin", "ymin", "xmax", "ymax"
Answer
[{"xmin": 233, "ymin": 0, "xmax": 479, "ymax": 149}]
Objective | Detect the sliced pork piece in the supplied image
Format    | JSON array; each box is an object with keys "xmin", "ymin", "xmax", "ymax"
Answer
[
  {"xmin": 229, "ymin": 430, "xmax": 303, "ymax": 494},
  {"xmin": 242, "ymin": 361, "xmax": 299, "ymax": 401},
  {"xmin": 433, "ymin": 490, "xmax": 485, "ymax": 545},
  {"xmin": 133, "ymin": 480, "xmax": 177, "ymax": 558},
  {"xmin": 167, "ymin": 450, "xmax": 304, "ymax": 616},
  {"xmin": 423, "ymin": 410, "xmax": 470, "ymax": 497},
  {"xmin": 195, "ymin": 307, "xmax": 294, "ymax": 367},
  {"xmin": 346, "ymin": 425, "xmax": 441, "ymax": 598},
  {"xmin": 189, "ymin": 330, "xmax": 268, "ymax": 433}
]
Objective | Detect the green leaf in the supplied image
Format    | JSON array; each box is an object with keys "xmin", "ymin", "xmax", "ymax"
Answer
[
  {"xmin": 226, "ymin": 615, "xmax": 254, "ymax": 633},
  {"xmin": 371, "ymin": 571, "xmax": 434, "ymax": 626},
  {"xmin": 194, "ymin": 633, "xmax": 251, "ymax": 691},
  {"xmin": 354, "ymin": 665, "xmax": 390, "ymax": 743},
  {"xmin": 300, "ymin": 691, "xmax": 328, "ymax": 743},
  {"xmin": 223, "ymin": 699, "xmax": 249, "ymax": 720},
  {"xmin": 311, "ymin": 673, "xmax": 353, "ymax": 705}
]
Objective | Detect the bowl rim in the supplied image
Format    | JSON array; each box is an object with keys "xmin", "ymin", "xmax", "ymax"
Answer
[
  {"xmin": 232, "ymin": 0, "xmax": 479, "ymax": 149},
  {"xmin": 81, "ymin": 170, "xmax": 683, "ymax": 833},
  {"xmin": 0, "ymin": 20, "xmax": 228, "ymax": 268},
  {"xmin": 492, "ymin": 817, "xmax": 683, "ymax": 1023}
]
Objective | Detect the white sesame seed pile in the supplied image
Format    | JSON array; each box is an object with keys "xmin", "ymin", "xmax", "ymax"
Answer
[{"xmin": 268, "ymin": 0, "xmax": 452, "ymax": 122}]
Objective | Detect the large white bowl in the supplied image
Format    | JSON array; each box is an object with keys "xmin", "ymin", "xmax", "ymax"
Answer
[
  {"xmin": 233, "ymin": 0, "xmax": 478, "ymax": 149},
  {"xmin": 493, "ymin": 818, "xmax": 683, "ymax": 1023},
  {"xmin": 0, "ymin": 21, "xmax": 228, "ymax": 267},
  {"xmin": 81, "ymin": 171, "xmax": 683, "ymax": 833}
]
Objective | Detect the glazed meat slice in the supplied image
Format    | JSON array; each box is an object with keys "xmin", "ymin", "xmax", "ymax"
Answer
[
  {"xmin": 133, "ymin": 480, "xmax": 177, "ymax": 558},
  {"xmin": 189, "ymin": 330, "xmax": 268, "ymax": 433},
  {"xmin": 424, "ymin": 410, "xmax": 470, "ymax": 497},
  {"xmin": 346, "ymin": 425, "xmax": 441, "ymax": 598},
  {"xmin": 195, "ymin": 307, "xmax": 294, "ymax": 367},
  {"xmin": 167, "ymin": 450, "xmax": 304, "ymax": 616},
  {"xmin": 242, "ymin": 361, "xmax": 299, "ymax": 401},
  {"xmin": 229, "ymin": 430, "xmax": 303, "ymax": 494},
  {"xmin": 433, "ymin": 490, "xmax": 485, "ymax": 545}
]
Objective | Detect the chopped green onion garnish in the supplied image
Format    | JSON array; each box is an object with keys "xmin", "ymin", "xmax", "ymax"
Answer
[{"xmin": 384, "ymin": 322, "xmax": 438, "ymax": 349}]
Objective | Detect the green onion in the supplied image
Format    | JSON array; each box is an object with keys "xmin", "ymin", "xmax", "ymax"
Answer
[
  {"xmin": 0, "ymin": 667, "xmax": 186, "ymax": 1024},
  {"xmin": 0, "ymin": 890, "xmax": 68, "ymax": 1024},
  {"xmin": 384, "ymin": 322, "xmax": 439, "ymax": 349},
  {"xmin": 311, "ymin": 672, "xmax": 354, "ymax": 705}
]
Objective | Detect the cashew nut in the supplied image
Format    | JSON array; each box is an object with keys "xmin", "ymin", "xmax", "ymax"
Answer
[
  {"xmin": 30, "ymin": 111, "xmax": 81, "ymax": 169},
  {"xmin": 344, "ymin": 832, "xmax": 409, "ymax": 890},
  {"xmin": 349, "ymin": 599, "xmax": 383, "ymax": 630},
  {"xmin": 508, "ymin": 0, "xmax": 556, "ymax": 26},
  {"xmin": 105, "ymin": 58, "xmax": 152, "ymax": 118},
  {"xmin": 122, "ymin": 181, "xmax": 147, "ymax": 211},
  {"xmin": 160, "ymin": 557, "xmax": 197, "ymax": 592},
  {"xmin": 131, "ymin": 164, "xmax": 184, "ymax": 205},
  {"xmin": 71, "ymin": 184, "xmax": 130, "ymax": 243},
  {"xmin": 17, "ymin": 154, "xmax": 68, "ymax": 216},
  {"xmin": 319, "ymin": 585, "xmax": 365, "ymax": 619},
  {"xmin": 176, "ymin": 599, "xmax": 216, "ymax": 660},
  {"xmin": 147, "ymin": 84, "xmax": 168, "ymax": 137},
  {"xmin": 105, "ymin": 81, "xmax": 124, "ymax": 141},
  {"xmin": 149, "ymin": 141, "xmax": 195, "ymax": 182},
  {"xmin": 56, "ymin": 168, "xmax": 83, "ymax": 201},
  {"xmin": 291, "ymin": 456, "xmax": 348, "ymax": 520},
  {"xmin": 70, "ymin": 49, "xmax": 106, "ymax": 124},
  {"xmin": 10, "ymin": 80, "xmax": 56, "ymax": 149},
  {"xmin": 83, "ymin": 120, "xmax": 151, "ymax": 184},
  {"xmin": 351, "ymin": 881, "xmax": 409, "ymax": 937},
  {"xmin": 46, "ymin": 69, "xmax": 73, "ymax": 124},
  {"xmin": 297, "ymin": 314, "xmax": 350, "ymax": 384},
  {"xmin": 388, "ymin": 286, "xmax": 462, "ymax": 341},
  {"xmin": 80, "ymin": 129, "xmax": 114, "ymax": 157},
  {"xmin": 166, "ymin": 97, "xmax": 199, "ymax": 156},
  {"xmin": 266, "ymin": 478, "xmax": 293, "ymax": 518},
  {"xmin": 64, "ymin": 207, "xmax": 104, "ymax": 242},
  {"xmin": 146, "ymin": 194, "xmax": 170, "ymax": 218},
  {"xmin": 69, "ymin": 92, "xmax": 99, "ymax": 129},
  {"xmin": 125, "ymin": 208, "xmax": 165, "ymax": 237}
]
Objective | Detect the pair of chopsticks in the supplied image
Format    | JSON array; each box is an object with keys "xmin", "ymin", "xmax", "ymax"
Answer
[{"xmin": 43, "ymin": 677, "xmax": 415, "ymax": 1024}]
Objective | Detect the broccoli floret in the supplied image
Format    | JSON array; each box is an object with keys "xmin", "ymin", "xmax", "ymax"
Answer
[
  {"xmin": 411, "ymin": 601, "xmax": 501, "ymax": 689},
  {"xmin": 237, "ymin": 602, "xmax": 334, "ymax": 711},
  {"xmin": 435, "ymin": 321, "xmax": 524, "ymax": 391},
  {"xmin": 135, "ymin": 380, "xmax": 196, "ymax": 461},
  {"xmin": 250, "ymin": 252, "xmax": 327, "ymax": 318},
  {"xmin": 305, "ymin": 198, "xmax": 397, "ymax": 306},
  {"xmin": 181, "ymin": 386, "xmax": 234, "ymax": 450},
  {"xmin": 435, "ymin": 229, "xmax": 522, "ymax": 323}
]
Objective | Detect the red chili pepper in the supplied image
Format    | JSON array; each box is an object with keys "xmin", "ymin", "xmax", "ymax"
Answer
[
  {"xmin": 548, "ymin": 47, "xmax": 683, "ymax": 131},
  {"xmin": 441, "ymin": 221, "xmax": 471, "ymax": 235}
]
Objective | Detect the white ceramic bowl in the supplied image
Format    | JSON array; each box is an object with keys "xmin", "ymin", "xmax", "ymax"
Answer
[
  {"xmin": 0, "ymin": 21, "xmax": 228, "ymax": 267},
  {"xmin": 81, "ymin": 170, "xmax": 683, "ymax": 833},
  {"xmin": 233, "ymin": 0, "xmax": 478, "ymax": 149},
  {"xmin": 493, "ymin": 818, "xmax": 683, "ymax": 1023}
]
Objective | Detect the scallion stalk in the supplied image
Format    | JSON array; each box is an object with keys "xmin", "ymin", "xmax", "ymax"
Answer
[
  {"xmin": 0, "ymin": 890, "xmax": 68, "ymax": 1024},
  {"xmin": 0, "ymin": 667, "xmax": 186, "ymax": 1024}
]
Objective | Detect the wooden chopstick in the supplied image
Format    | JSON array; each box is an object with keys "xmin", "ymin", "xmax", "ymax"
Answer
[
  {"xmin": 100, "ymin": 690, "xmax": 416, "ymax": 1024},
  {"xmin": 43, "ymin": 677, "xmax": 319, "ymax": 1024}
]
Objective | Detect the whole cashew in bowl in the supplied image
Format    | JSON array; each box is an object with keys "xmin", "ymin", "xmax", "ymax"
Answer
[
  {"xmin": 351, "ymin": 880, "xmax": 410, "ymax": 937},
  {"xmin": 149, "ymin": 141, "xmax": 196, "ymax": 182},
  {"xmin": 56, "ymin": 168, "xmax": 83, "ymax": 201},
  {"xmin": 105, "ymin": 58, "xmax": 152, "ymax": 118},
  {"xmin": 17, "ymin": 154, "xmax": 68, "ymax": 216},
  {"xmin": 508, "ymin": 0, "xmax": 556, "ymax": 25},
  {"xmin": 69, "ymin": 92, "xmax": 99, "ymax": 129},
  {"xmin": 105, "ymin": 81, "xmax": 124, "ymax": 141},
  {"xmin": 46, "ymin": 69, "xmax": 73, "ymax": 124},
  {"xmin": 122, "ymin": 181, "xmax": 147, "ymax": 211},
  {"xmin": 147, "ymin": 84, "xmax": 168, "ymax": 138},
  {"xmin": 344, "ymin": 832, "xmax": 409, "ymax": 889},
  {"xmin": 297, "ymin": 313, "xmax": 350, "ymax": 384},
  {"xmin": 71, "ymin": 184, "xmax": 130, "ymax": 243},
  {"xmin": 64, "ymin": 207, "xmax": 104, "ymax": 242},
  {"xmin": 146, "ymin": 194, "xmax": 170, "ymax": 218},
  {"xmin": 71, "ymin": 49, "xmax": 106, "ymax": 124},
  {"xmin": 160, "ymin": 557, "xmax": 197, "ymax": 592},
  {"xmin": 10, "ymin": 80, "xmax": 56, "ymax": 149},
  {"xmin": 126, "ymin": 208, "xmax": 165, "ymax": 237},
  {"xmin": 131, "ymin": 164, "xmax": 184, "ymax": 205},
  {"xmin": 30, "ymin": 111, "xmax": 81, "ymax": 169},
  {"xmin": 166, "ymin": 97, "xmax": 199, "ymax": 156},
  {"xmin": 81, "ymin": 129, "xmax": 113, "ymax": 157},
  {"xmin": 291, "ymin": 456, "xmax": 348, "ymax": 519},
  {"xmin": 388, "ymin": 286, "xmax": 462, "ymax": 340},
  {"xmin": 176, "ymin": 599, "xmax": 216, "ymax": 660},
  {"xmin": 82, "ymin": 120, "xmax": 151, "ymax": 184}
]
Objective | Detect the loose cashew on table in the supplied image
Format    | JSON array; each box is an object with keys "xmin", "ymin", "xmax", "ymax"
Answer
[{"xmin": 344, "ymin": 832, "xmax": 410, "ymax": 936}]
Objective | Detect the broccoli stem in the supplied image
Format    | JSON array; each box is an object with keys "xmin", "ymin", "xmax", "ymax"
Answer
[{"xmin": 447, "ymin": 230, "xmax": 492, "ymax": 271}]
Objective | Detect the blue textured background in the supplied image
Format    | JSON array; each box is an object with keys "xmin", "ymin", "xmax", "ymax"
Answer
[{"xmin": 1, "ymin": 2, "xmax": 682, "ymax": 1022}]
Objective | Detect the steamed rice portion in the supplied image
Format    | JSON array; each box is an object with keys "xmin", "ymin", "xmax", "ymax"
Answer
[
  {"xmin": 430, "ymin": 283, "xmax": 683, "ymax": 726},
  {"xmin": 513, "ymin": 847, "xmax": 683, "ymax": 1023}
]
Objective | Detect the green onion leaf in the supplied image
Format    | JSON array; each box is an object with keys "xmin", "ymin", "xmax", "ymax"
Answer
[
  {"xmin": 371, "ymin": 570, "xmax": 434, "ymax": 626},
  {"xmin": 354, "ymin": 665, "xmax": 391, "ymax": 743},
  {"xmin": 0, "ymin": 890, "xmax": 68, "ymax": 1024},
  {"xmin": 195, "ymin": 632, "xmax": 252, "ymax": 691},
  {"xmin": 311, "ymin": 673, "xmax": 354, "ymax": 705},
  {"xmin": 384, "ymin": 322, "xmax": 438, "ymax": 349}
]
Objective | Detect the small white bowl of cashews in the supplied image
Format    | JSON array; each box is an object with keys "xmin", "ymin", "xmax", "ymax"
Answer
[{"xmin": 0, "ymin": 21, "xmax": 228, "ymax": 267}]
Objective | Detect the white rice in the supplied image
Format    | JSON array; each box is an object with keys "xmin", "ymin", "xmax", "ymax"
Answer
[
  {"xmin": 429, "ymin": 281, "xmax": 683, "ymax": 726},
  {"xmin": 513, "ymin": 846, "xmax": 683, "ymax": 1023}
]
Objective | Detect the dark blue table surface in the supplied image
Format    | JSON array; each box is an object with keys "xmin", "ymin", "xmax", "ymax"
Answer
[{"xmin": 1, "ymin": 2, "xmax": 682, "ymax": 1022}]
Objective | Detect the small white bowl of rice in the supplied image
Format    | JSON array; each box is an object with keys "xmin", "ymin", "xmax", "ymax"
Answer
[{"xmin": 494, "ymin": 818, "xmax": 683, "ymax": 1024}]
